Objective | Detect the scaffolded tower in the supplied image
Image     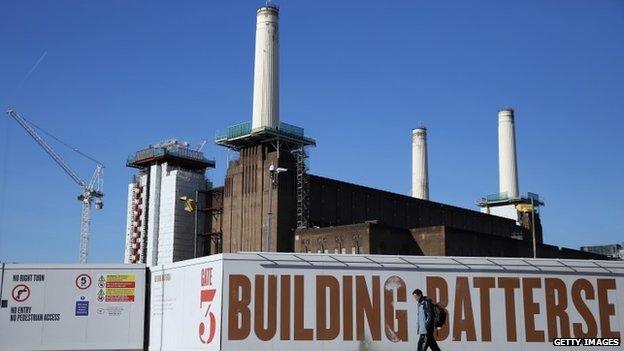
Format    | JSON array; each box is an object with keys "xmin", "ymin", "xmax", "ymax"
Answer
[
  {"xmin": 124, "ymin": 140, "xmax": 215, "ymax": 265},
  {"xmin": 215, "ymin": 5, "xmax": 315, "ymax": 253}
]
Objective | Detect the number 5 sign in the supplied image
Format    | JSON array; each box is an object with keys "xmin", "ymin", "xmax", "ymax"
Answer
[
  {"xmin": 76, "ymin": 274, "xmax": 92, "ymax": 290},
  {"xmin": 199, "ymin": 288, "xmax": 217, "ymax": 344}
]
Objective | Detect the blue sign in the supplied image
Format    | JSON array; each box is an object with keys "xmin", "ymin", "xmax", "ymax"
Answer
[{"xmin": 75, "ymin": 301, "xmax": 89, "ymax": 316}]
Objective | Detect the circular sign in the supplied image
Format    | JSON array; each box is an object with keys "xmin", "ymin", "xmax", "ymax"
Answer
[
  {"xmin": 12, "ymin": 284, "xmax": 30, "ymax": 302},
  {"xmin": 75, "ymin": 274, "xmax": 92, "ymax": 290}
]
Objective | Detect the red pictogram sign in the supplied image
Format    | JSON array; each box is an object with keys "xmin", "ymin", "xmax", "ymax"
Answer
[
  {"xmin": 12, "ymin": 284, "xmax": 30, "ymax": 302},
  {"xmin": 75, "ymin": 274, "xmax": 92, "ymax": 290}
]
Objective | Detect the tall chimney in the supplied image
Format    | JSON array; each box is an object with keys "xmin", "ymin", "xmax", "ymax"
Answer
[
  {"xmin": 251, "ymin": 5, "xmax": 280, "ymax": 130},
  {"xmin": 498, "ymin": 108, "xmax": 519, "ymax": 199},
  {"xmin": 412, "ymin": 127, "xmax": 429, "ymax": 200}
]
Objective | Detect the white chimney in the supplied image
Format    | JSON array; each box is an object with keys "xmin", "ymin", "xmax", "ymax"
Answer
[
  {"xmin": 498, "ymin": 108, "xmax": 519, "ymax": 199},
  {"xmin": 251, "ymin": 5, "xmax": 280, "ymax": 130},
  {"xmin": 412, "ymin": 127, "xmax": 429, "ymax": 200}
]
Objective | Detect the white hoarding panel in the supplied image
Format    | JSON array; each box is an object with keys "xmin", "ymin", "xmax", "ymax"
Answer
[
  {"xmin": 220, "ymin": 253, "xmax": 624, "ymax": 351},
  {"xmin": 149, "ymin": 255, "xmax": 223, "ymax": 351},
  {"xmin": 0, "ymin": 263, "xmax": 146, "ymax": 351}
]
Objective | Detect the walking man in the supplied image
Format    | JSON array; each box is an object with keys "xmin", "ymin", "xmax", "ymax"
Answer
[{"xmin": 413, "ymin": 289, "xmax": 441, "ymax": 351}]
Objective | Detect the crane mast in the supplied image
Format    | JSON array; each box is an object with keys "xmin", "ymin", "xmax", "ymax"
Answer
[{"xmin": 6, "ymin": 108, "xmax": 104, "ymax": 263}]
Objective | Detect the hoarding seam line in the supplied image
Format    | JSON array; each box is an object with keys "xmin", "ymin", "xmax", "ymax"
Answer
[{"xmin": 258, "ymin": 264, "xmax": 624, "ymax": 277}]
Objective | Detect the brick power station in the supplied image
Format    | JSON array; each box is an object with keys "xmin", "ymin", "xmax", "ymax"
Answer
[{"xmin": 125, "ymin": 5, "xmax": 603, "ymax": 265}]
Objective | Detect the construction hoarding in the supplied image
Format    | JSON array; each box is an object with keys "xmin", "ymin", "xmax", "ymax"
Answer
[
  {"xmin": 0, "ymin": 263, "xmax": 146, "ymax": 351},
  {"xmin": 149, "ymin": 255, "xmax": 223, "ymax": 351},
  {"xmin": 149, "ymin": 253, "xmax": 623, "ymax": 350}
]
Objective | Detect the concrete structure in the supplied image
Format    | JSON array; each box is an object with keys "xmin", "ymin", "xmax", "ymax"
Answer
[
  {"xmin": 498, "ymin": 108, "xmax": 519, "ymax": 199},
  {"xmin": 478, "ymin": 109, "xmax": 544, "ymax": 229},
  {"xmin": 481, "ymin": 203, "xmax": 519, "ymax": 222},
  {"xmin": 581, "ymin": 243, "xmax": 624, "ymax": 260},
  {"xmin": 411, "ymin": 127, "xmax": 429, "ymax": 200},
  {"xmin": 124, "ymin": 140, "xmax": 215, "ymax": 265},
  {"xmin": 214, "ymin": 5, "xmax": 315, "ymax": 254},
  {"xmin": 252, "ymin": 5, "xmax": 280, "ymax": 130}
]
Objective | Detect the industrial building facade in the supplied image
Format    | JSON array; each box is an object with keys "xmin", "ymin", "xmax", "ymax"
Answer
[
  {"xmin": 126, "ymin": 5, "xmax": 606, "ymax": 262},
  {"xmin": 204, "ymin": 167, "xmax": 601, "ymax": 259}
]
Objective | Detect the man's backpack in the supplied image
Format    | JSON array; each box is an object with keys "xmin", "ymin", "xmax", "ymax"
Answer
[{"xmin": 431, "ymin": 303, "xmax": 447, "ymax": 327}]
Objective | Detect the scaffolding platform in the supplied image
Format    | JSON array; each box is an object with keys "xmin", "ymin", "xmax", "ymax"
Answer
[
  {"xmin": 127, "ymin": 144, "xmax": 215, "ymax": 170},
  {"xmin": 476, "ymin": 191, "xmax": 545, "ymax": 208},
  {"xmin": 215, "ymin": 121, "xmax": 315, "ymax": 229},
  {"xmin": 215, "ymin": 121, "xmax": 316, "ymax": 151}
]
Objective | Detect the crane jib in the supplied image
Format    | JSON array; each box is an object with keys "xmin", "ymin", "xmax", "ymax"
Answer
[{"xmin": 5, "ymin": 108, "xmax": 104, "ymax": 264}]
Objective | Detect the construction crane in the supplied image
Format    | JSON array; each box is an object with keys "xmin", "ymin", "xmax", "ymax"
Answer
[{"xmin": 6, "ymin": 108, "xmax": 104, "ymax": 263}]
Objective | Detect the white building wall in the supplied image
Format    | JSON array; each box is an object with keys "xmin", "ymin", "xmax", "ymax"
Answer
[
  {"xmin": 480, "ymin": 204, "xmax": 519, "ymax": 223},
  {"xmin": 126, "ymin": 161, "xmax": 209, "ymax": 266},
  {"xmin": 156, "ymin": 166, "xmax": 177, "ymax": 264},
  {"xmin": 149, "ymin": 165, "xmax": 208, "ymax": 265},
  {"xmin": 146, "ymin": 164, "xmax": 162, "ymax": 266}
]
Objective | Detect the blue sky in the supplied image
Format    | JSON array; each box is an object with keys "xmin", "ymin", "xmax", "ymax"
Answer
[{"xmin": 1, "ymin": 0, "xmax": 623, "ymax": 263}]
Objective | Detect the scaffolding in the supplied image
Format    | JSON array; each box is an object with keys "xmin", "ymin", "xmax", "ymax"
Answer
[
  {"xmin": 215, "ymin": 122, "xmax": 315, "ymax": 151},
  {"xmin": 204, "ymin": 187, "xmax": 224, "ymax": 255},
  {"xmin": 294, "ymin": 146, "xmax": 309, "ymax": 229}
]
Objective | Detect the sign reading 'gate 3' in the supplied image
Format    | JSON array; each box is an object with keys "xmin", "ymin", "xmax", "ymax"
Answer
[{"xmin": 149, "ymin": 253, "xmax": 624, "ymax": 351}]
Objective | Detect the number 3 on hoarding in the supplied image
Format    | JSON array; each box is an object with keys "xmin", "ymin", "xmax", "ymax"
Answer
[{"xmin": 199, "ymin": 289, "xmax": 217, "ymax": 344}]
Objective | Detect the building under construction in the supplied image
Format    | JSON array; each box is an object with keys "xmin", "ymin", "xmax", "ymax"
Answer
[
  {"xmin": 124, "ymin": 140, "xmax": 214, "ymax": 265},
  {"xmin": 126, "ymin": 5, "xmax": 604, "ymax": 262}
]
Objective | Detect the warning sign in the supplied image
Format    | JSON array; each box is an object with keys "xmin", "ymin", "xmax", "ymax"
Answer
[
  {"xmin": 11, "ymin": 285, "xmax": 30, "ymax": 302},
  {"xmin": 75, "ymin": 274, "xmax": 92, "ymax": 290},
  {"xmin": 97, "ymin": 275, "xmax": 136, "ymax": 302},
  {"xmin": 97, "ymin": 289, "xmax": 105, "ymax": 302}
]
